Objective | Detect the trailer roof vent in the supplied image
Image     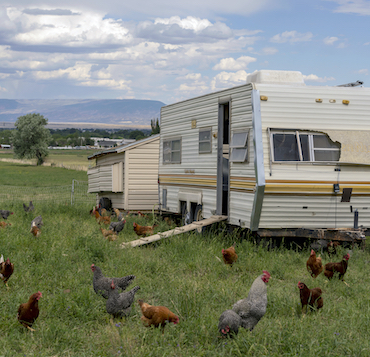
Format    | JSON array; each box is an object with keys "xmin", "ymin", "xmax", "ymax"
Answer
[{"xmin": 247, "ymin": 70, "xmax": 305, "ymax": 86}]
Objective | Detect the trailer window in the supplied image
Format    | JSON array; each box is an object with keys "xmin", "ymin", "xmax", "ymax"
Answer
[
  {"xmin": 271, "ymin": 130, "xmax": 340, "ymax": 162},
  {"xmin": 230, "ymin": 131, "xmax": 248, "ymax": 162},
  {"xmin": 199, "ymin": 128, "xmax": 212, "ymax": 154},
  {"xmin": 163, "ymin": 139, "xmax": 181, "ymax": 164}
]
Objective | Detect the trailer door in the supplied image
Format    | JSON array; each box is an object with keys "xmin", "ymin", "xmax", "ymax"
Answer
[{"xmin": 216, "ymin": 103, "xmax": 230, "ymax": 216}]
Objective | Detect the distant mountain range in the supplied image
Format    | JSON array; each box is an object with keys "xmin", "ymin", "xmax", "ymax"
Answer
[{"xmin": 0, "ymin": 99, "xmax": 166, "ymax": 129}]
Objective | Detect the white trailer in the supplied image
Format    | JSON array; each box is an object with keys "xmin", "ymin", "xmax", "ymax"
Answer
[{"xmin": 158, "ymin": 70, "xmax": 370, "ymax": 241}]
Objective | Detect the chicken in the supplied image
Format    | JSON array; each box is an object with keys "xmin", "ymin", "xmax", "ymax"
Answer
[
  {"xmin": 109, "ymin": 219, "xmax": 126, "ymax": 234},
  {"xmin": 324, "ymin": 253, "xmax": 350, "ymax": 281},
  {"xmin": 327, "ymin": 241, "xmax": 340, "ymax": 257},
  {"xmin": 31, "ymin": 215, "xmax": 43, "ymax": 229},
  {"xmin": 306, "ymin": 249, "xmax": 323, "ymax": 278},
  {"xmin": 91, "ymin": 264, "xmax": 136, "ymax": 299},
  {"xmin": 231, "ymin": 270, "xmax": 271, "ymax": 331},
  {"xmin": 0, "ymin": 210, "xmax": 13, "ymax": 220},
  {"xmin": 114, "ymin": 208, "xmax": 124, "ymax": 221},
  {"xmin": 106, "ymin": 281, "xmax": 140, "ymax": 318},
  {"xmin": 297, "ymin": 281, "xmax": 323, "ymax": 314},
  {"xmin": 218, "ymin": 309, "xmax": 242, "ymax": 338},
  {"xmin": 133, "ymin": 222, "xmax": 157, "ymax": 237},
  {"xmin": 30, "ymin": 215, "xmax": 43, "ymax": 237},
  {"xmin": 90, "ymin": 205, "xmax": 99, "ymax": 216},
  {"xmin": 94, "ymin": 209, "xmax": 111, "ymax": 225},
  {"xmin": 100, "ymin": 228, "xmax": 117, "ymax": 241},
  {"xmin": 137, "ymin": 211, "xmax": 147, "ymax": 218},
  {"xmin": 222, "ymin": 243, "xmax": 238, "ymax": 266},
  {"xmin": 17, "ymin": 291, "xmax": 42, "ymax": 331},
  {"xmin": 23, "ymin": 201, "xmax": 35, "ymax": 213},
  {"xmin": 138, "ymin": 299, "xmax": 179, "ymax": 333},
  {"xmin": 0, "ymin": 255, "xmax": 14, "ymax": 287},
  {"xmin": 30, "ymin": 226, "xmax": 41, "ymax": 237},
  {"xmin": 0, "ymin": 221, "xmax": 11, "ymax": 228}
]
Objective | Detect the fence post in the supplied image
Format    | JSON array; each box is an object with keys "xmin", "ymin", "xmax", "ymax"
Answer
[{"xmin": 71, "ymin": 179, "xmax": 75, "ymax": 206}]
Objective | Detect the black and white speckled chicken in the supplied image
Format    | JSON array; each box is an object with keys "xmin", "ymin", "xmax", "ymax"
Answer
[
  {"xmin": 23, "ymin": 201, "xmax": 35, "ymax": 213},
  {"xmin": 0, "ymin": 210, "xmax": 13, "ymax": 220},
  {"xmin": 109, "ymin": 219, "xmax": 126, "ymax": 234},
  {"xmin": 218, "ymin": 309, "xmax": 242, "ymax": 337},
  {"xmin": 91, "ymin": 264, "xmax": 136, "ymax": 299},
  {"xmin": 106, "ymin": 281, "xmax": 140, "ymax": 318},
  {"xmin": 31, "ymin": 215, "xmax": 43, "ymax": 229},
  {"xmin": 231, "ymin": 270, "xmax": 270, "ymax": 331}
]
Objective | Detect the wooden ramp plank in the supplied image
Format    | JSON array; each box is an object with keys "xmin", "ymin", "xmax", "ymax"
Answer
[{"xmin": 121, "ymin": 215, "xmax": 228, "ymax": 248}]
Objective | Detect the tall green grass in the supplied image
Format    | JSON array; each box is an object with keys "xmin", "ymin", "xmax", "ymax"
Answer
[
  {"xmin": 0, "ymin": 161, "xmax": 87, "ymax": 186},
  {"xmin": 0, "ymin": 202, "xmax": 369, "ymax": 356}
]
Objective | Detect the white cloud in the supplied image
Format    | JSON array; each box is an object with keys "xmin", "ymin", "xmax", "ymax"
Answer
[
  {"xmin": 303, "ymin": 74, "xmax": 335, "ymax": 83},
  {"xmin": 211, "ymin": 70, "xmax": 249, "ymax": 91},
  {"xmin": 326, "ymin": 0, "xmax": 370, "ymax": 15},
  {"xmin": 213, "ymin": 56, "xmax": 257, "ymax": 71},
  {"xmin": 358, "ymin": 69, "xmax": 369, "ymax": 75},
  {"xmin": 154, "ymin": 16, "xmax": 212, "ymax": 32},
  {"xmin": 270, "ymin": 31, "xmax": 313, "ymax": 44},
  {"xmin": 7, "ymin": 7, "xmax": 132, "ymax": 47},
  {"xmin": 0, "ymin": 86, "xmax": 8, "ymax": 92},
  {"xmin": 261, "ymin": 47, "xmax": 278, "ymax": 55},
  {"xmin": 323, "ymin": 36, "xmax": 339, "ymax": 45}
]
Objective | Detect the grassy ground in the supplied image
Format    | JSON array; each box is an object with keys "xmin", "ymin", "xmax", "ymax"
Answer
[
  {"xmin": 0, "ymin": 161, "xmax": 87, "ymax": 186},
  {"xmin": 0, "ymin": 149, "xmax": 96, "ymax": 171},
  {"xmin": 0, "ymin": 201, "xmax": 369, "ymax": 357}
]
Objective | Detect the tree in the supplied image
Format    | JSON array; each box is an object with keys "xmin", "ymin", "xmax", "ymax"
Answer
[
  {"xmin": 11, "ymin": 113, "xmax": 51, "ymax": 165},
  {"xmin": 151, "ymin": 118, "xmax": 160, "ymax": 135}
]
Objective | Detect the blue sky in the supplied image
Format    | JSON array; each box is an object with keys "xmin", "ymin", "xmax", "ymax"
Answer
[{"xmin": 0, "ymin": 0, "xmax": 368, "ymax": 104}]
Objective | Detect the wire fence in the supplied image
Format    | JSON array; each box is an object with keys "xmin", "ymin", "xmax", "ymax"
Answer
[{"xmin": 0, "ymin": 180, "xmax": 96, "ymax": 206}]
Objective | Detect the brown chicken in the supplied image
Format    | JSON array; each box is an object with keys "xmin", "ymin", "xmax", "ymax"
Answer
[
  {"xmin": 30, "ymin": 226, "xmax": 41, "ymax": 237},
  {"xmin": 0, "ymin": 255, "xmax": 14, "ymax": 287},
  {"xmin": 222, "ymin": 243, "xmax": 238, "ymax": 266},
  {"xmin": 94, "ymin": 209, "xmax": 111, "ymax": 225},
  {"xmin": 324, "ymin": 253, "xmax": 350, "ymax": 281},
  {"xmin": 133, "ymin": 222, "xmax": 157, "ymax": 237},
  {"xmin": 137, "ymin": 211, "xmax": 147, "ymax": 218},
  {"xmin": 100, "ymin": 228, "xmax": 117, "ymax": 241},
  {"xmin": 297, "ymin": 281, "xmax": 323, "ymax": 314},
  {"xmin": 327, "ymin": 241, "xmax": 340, "ymax": 257},
  {"xmin": 17, "ymin": 291, "xmax": 42, "ymax": 331},
  {"xmin": 138, "ymin": 299, "xmax": 179, "ymax": 333},
  {"xmin": 0, "ymin": 221, "xmax": 11, "ymax": 228},
  {"xmin": 306, "ymin": 249, "xmax": 323, "ymax": 278}
]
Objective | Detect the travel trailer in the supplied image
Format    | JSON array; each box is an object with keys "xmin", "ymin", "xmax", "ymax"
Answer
[{"xmin": 158, "ymin": 70, "xmax": 370, "ymax": 240}]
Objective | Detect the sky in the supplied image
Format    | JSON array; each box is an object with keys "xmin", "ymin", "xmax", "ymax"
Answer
[{"xmin": 0, "ymin": 0, "xmax": 369, "ymax": 105}]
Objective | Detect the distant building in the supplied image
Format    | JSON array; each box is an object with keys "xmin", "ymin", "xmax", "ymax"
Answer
[
  {"xmin": 92, "ymin": 137, "xmax": 136, "ymax": 149},
  {"xmin": 0, "ymin": 144, "xmax": 11, "ymax": 149}
]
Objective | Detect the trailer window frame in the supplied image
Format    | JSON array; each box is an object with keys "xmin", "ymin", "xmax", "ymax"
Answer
[
  {"xmin": 230, "ymin": 130, "xmax": 249, "ymax": 163},
  {"xmin": 198, "ymin": 127, "xmax": 212, "ymax": 154},
  {"xmin": 270, "ymin": 130, "xmax": 340, "ymax": 163},
  {"xmin": 163, "ymin": 138, "xmax": 181, "ymax": 164}
]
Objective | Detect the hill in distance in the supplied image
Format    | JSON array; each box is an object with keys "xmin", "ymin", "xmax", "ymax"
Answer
[{"xmin": 0, "ymin": 99, "xmax": 166, "ymax": 129}]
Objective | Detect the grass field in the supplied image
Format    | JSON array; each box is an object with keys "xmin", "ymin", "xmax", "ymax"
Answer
[
  {"xmin": 0, "ymin": 198, "xmax": 369, "ymax": 356},
  {"xmin": 0, "ymin": 149, "xmax": 96, "ymax": 171},
  {"xmin": 0, "ymin": 161, "xmax": 88, "ymax": 187}
]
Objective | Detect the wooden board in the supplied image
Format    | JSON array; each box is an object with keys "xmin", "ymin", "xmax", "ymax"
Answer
[{"xmin": 121, "ymin": 215, "xmax": 228, "ymax": 248}]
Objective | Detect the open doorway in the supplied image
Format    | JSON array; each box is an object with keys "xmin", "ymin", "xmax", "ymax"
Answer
[{"xmin": 217, "ymin": 103, "xmax": 230, "ymax": 216}]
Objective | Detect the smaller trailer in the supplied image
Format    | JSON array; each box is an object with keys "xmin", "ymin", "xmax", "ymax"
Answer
[{"xmin": 87, "ymin": 134, "xmax": 159, "ymax": 211}]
